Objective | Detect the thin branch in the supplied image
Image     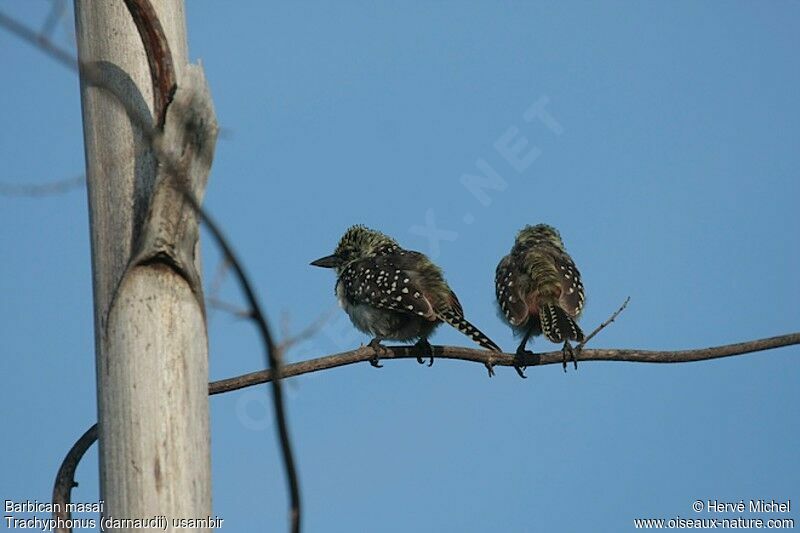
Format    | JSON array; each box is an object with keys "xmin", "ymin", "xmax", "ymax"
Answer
[
  {"xmin": 40, "ymin": 0, "xmax": 67, "ymax": 42},
  {"xmin": 578, "ymin": 296, "xmax": 630, "ymax": 349},
  {"xmin": 206, "ymin": 257, "xmax": 232, "ymax": 318},
  {"xmin": 209, "ymin": 331, "xmax": 800, "ymax": 394},
  {"xmin": 0, "ymin": 9, "xmax": 77, "ymax": 70},
  {"xmin": 276, "ymin": 307, "xmax": 337, "ymax": 353},
  {"xmin": 207, "ymin": 296, "xmax": 253, "ymax": 319},
  {"xmin": 52, "ymin": 424, "xmax": 97, "ymax": 533},
  {"xmin": 184, "ymin": 192, "xmax": 302, "ymax": 532},
  {"xmin": 0, "ymin": 175, "xmax": 84, "ymax": 197},
  {"xmin": 52, "ymin": 330, "xmax": 800, "ymax": 516},
  {"xmin": 121, "ymin": 0, "xmax": 176, "ymax": 128}
]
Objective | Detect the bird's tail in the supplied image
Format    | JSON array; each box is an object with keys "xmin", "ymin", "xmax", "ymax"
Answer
[
  {"xmin": 539, "ymin": 303, "xmax": 584, "ymax": 344},
  {"xmin": 439, "ymin": 309, "xmax": 502, "ymax": 352}
]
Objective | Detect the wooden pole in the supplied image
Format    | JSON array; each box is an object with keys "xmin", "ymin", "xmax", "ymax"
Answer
[{"xmin": 73, "ymin": 1, "xmax": 212, "ymax": 530}]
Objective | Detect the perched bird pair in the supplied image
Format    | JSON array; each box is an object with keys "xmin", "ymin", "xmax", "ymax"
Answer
[{"xmin": 311, "ymin": 224, "xmax": 584, "ymax": 376}]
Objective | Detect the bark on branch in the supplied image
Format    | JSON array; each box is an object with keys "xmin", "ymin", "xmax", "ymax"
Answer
[
  {"xmin": 54, "ymin": 330, "xmax": 799, "ymax": 522},
  {"xmin": 209, "ymin": 331, "xmax": 800, "ymax": 394}
]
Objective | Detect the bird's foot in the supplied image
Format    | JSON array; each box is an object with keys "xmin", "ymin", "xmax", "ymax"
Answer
[
  {"xmin": 485, "ymin": 358, "xmax": 496, "ymax": 378},
  {"xmin": 561, "ymin": 340, "xmax": 577, "ymax": 372},
  {"xmin": 513, "ymin": 347, "xmax": 534, "ymax": 379},
  {"xmin": 414, "ymin": 338, "xmax": 434, "ymax": 367},
  {"xmin": 368, "ymin": 338, "xmax": 389, "ymax": 368}
]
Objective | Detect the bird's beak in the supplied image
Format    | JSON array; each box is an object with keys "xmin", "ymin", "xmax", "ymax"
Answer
[{"xmin": 310, "ymin": 254, "xmax": 343, "ymax": 268}]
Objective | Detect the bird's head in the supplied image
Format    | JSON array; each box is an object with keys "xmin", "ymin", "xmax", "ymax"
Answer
[
  {"xmin": 310, "ymin": 225, "xmax": 398, "ymax": 272},
  {"xmin": 515, "ymin": 223, "xmax": 565, "ymax": 250}
]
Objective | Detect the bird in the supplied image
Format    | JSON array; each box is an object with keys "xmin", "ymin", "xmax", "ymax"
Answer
[
  {"xmin": 495, "ymin": 224, "xmax": 585, "ymax": 376},
  {"xmin": 311, "ymin": 224, "xmax": 502, "ymax": 371}
]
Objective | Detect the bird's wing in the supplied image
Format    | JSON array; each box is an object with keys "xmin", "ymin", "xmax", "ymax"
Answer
[
  {"xmin": 553, "ymin": 252, "xmax": 585, "ymax": 317},
  {"xmin": 445, "ymin": 289, "xmax": 464, "ymax": 317},
  {"xmin": 495, "ymin": 254, "xmax": 529, "ymax": 326},
  {"xmin": 339, "ymin": 256, "xmax": 436, "ymax": 319},
  {"xmin": 390, "ymin": 249, "xmax": 465, "ymax": 315},
  {"xmin": 362, "ymin": 250, "xmax": 501, "ymax": 352}
]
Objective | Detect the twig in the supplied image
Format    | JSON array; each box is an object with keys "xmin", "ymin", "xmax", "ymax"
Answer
[
  {"xmin": 52, "ymin": 424, "xmax": 97, "ymax": 533},
  {"xmin": 206, "ymin": 257, "xmax": 232, "ymax": 318},
  {"xmin": 121, "ymin": 0, "xmax": 176, "ymax": 128},
  {"xmin": 0, "ymin": 9, "xmax": 77, "ymax": 71},
  {"xmin": 207, "ymin": 296, "xmax": 253, "ymax": 319},
  {"xmin": 578, "ymin": 296, "xmax": 630, "ymax": 349},
  {"xmin": 209, "ymin": 331, "xmax": 800, "ymax": 394},
  {"xmin": 40, "ymin": 0, "xmax": 67, "ymax": 42},
  {"xmin": 52, "ymin": 330, "xmax": 800, "ymax": 516},
  {"xmin": 277, "ymin": 308, "xmax": 337, "ymax": 353},
  {"xmin": 0, "ymin": 175, "xmax": 84, "ymax": 197},
  {"xmin": 184, "ymin": 192, "xmax": 302, "ymax": 532}
]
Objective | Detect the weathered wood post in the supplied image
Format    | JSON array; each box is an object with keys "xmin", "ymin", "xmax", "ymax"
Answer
[{"xmin": 73, "ymin": 1, "xmax": 215, "ymax": 529}]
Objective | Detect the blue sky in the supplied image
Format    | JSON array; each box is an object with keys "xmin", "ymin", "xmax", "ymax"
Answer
[{"xmin": 1, "ymin": 1, "xmax": 798, "ymax": 531}]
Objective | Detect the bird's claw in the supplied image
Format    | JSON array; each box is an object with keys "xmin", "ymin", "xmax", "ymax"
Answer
[
  {"xmin": 485, "ymin": 360, "xmax": 496, "ymax": 378},
  {"xmin": 415, "ymin": 354, "xmax": 434, "ymax": 366},
  {"xmin": 414, "ymin": 339, "xmax": 434, "ymax": 367},
  {"xmin": 561, "ymin": 341, "xmax": 577, "ymax": 372},
  {"xmin": 368, "ymin": 338, "xmax": 389, "ymax": 368},
  {"xmin": 514, "ymin": 348, "xmax": 535, "ymax": 379}
]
